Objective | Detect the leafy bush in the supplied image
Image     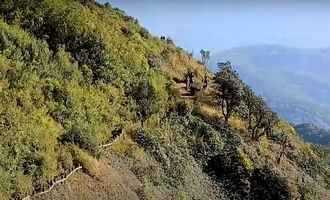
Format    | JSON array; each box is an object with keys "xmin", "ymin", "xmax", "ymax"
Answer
[
  {"xmin": 250, "ymin": 168, "xmax": 291, "ymax": 200},
  {"xmin": 0, "ymin": 169, "xmax": 12, "ymax": 200},
  {"xmin": 60, "ymin": 125, "xmax": 98, "ymax": 154},
  {"xmin": 207, "ymin": 146, "xmax": 251, "ymax": 199},
  {"xmin": 58, "ymin": 147, "xmax": 74, "ymax": 172},
  {"xmin": 134, "ymin": 128, "xmax": 157, "ymax": 151},
  {"xmin": 0, "ymin": 1, "xmax": 327, "ymax": 199},
  {"xmin": 130, "ymin": 79, "xmax": 158, "ymax": 125},
  {"xmin": 175, "ymin": 100, "xmax": 192, "ymax": 116}
]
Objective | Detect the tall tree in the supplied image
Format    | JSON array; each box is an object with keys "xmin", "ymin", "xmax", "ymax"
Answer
[
  {"xmin": 240, "ymin": 85, "xmax": 279, "ymax": 140},
  {"xmin": 250, "ymin": 96, "xmax": 269, "ymax": 140},
  {"xmin": 277, "ymin": 131, "xmax": 289, "ymax": 164},
  {"xmin": 214, "ymin": 62, "xmax": 243, "ymax": 123},
  {"xmin": 200, "ymin": 49, "xmax": 210, "ymax": 67},
  {"xmin": 240, "ymin": 85, "xmax": 257, "ymax": 131},
  {"xmin": 264, "ymin": 110, "xmax": 280, "ymax": 138}
]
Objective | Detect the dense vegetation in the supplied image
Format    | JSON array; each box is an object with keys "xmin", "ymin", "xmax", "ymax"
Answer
[{"xmin": 0, "ymin": 1, "xmax": 328, "ymax": 199}]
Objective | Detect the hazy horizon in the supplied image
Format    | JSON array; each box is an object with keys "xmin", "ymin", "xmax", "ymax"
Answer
[{"xmin": 100, "ymin": 0, "xmax": 330, "ymax": 52}]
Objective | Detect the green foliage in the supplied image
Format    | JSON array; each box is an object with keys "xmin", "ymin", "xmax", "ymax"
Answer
[
  {"xmin": 0, "ymin": 1, "xmax": 327, "ymax": 199},
  {"xmin": 0, "ymin": 0, "xmax": 190, "ymax": 196},
  {"xmin": 214, "ymin": 61, "xmax": 244, "ymax": 122},
  {"xmin": 174, "ymin": 100, "xmax": 193, "ymax": 116},
  {"xmin": 0, "ymin": 168, "xmax": 12, "ymax": 200},
  {"xmin": 130, "ymin": 114, "xmax": 224, "ymax": 200},
  {"xmin": 250, "ymin": 168, "xmax": 291, "ymax": 200},
  {"xmin": 240, "ymin": 83, "xmax": 279, "ymax": 140},
  {"xmin": 298, "ymin": 181, "xmax": 322, "ymax": 200},
  {"xmin": 238, "ymin": 148, "xmax": 254, "ymax": 171},
  {"xmin": 60, "ymin": 125, "xmax": 98, "ymax": 154},
  {"xmin": 58, "ymin": 147, "xmax": 74, "ymax": 172},
  {"xmin": 129, "ymin": 73, "xmax": 169, "ymax": 125}
]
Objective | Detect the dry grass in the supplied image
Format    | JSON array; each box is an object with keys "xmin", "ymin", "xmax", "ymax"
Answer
[
  {"xmin": 197, "ymin": 103, "xmax": 222, "ymax": 120},
  {"xmin": 71, "ymin": 147, "xmax": 100, "ymax": 178},
  {"xmin": 161, "ymin": 50, "xmax": 206, "ymax": 83},
  {"xmin": 111, "ymin": 134, "xmax": 136, "ymax": 155},
  {"xmin": 33, "ymin": 159, "xmax": 142, "ymax": 200},
  {"xmin": 229, "ymin": 116, "xmax": 247, "ymax": 133}
]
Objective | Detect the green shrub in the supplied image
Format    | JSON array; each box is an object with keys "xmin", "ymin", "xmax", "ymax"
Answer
[
  {"xmin": 238, "ymin": 148, "xmax": 254, "ymax": 171},
  {"xmin": 58, "ymin": 147, "xmax": 74, "ymax": 171},
  {"xmin": 0, "ymin": 1, "xmax": 326, "ymax": 199},
  {"xmin": 0, "ymin": 169, "xmax": 12, "ymax": 200},
  {"xmin": 60, "ymin": 125, "xmax": 98, "ymax": 154},
  {"xmin": 130, "ymin": 79, "xmax": 157, "ymax": 125},
  {"xmin": 251, "ymin": 168, "xmax": 291, "ymax": 200},
  {"xmin": 175, "ymin": 100, "xmax": 192, "ymax": 116}
]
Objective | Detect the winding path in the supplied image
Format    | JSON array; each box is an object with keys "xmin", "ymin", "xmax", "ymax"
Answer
[{"xmin": 22, "ymin": 135, "xmax": 122, "ymax": 200}]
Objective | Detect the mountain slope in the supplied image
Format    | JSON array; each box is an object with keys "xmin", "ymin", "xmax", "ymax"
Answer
[
  {"xmin": 211, "ymin": 45, "xmax": 330, "ymax": 129},
  {"xmin": 0, "ymin": 1, "xmax": 328, "ymax": 200}
]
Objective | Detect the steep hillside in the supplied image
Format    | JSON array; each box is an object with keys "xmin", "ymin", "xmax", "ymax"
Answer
[
  {"xmin": 211, "ymin": 45, "xmax": 330, "ymax": 129},
  {"xmin": 0, "ymin": 1, "xmax": 328, "ymax": 200}
]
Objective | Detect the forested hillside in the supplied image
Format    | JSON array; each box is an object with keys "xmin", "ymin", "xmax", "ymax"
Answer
[{"xmin": 0, "ymin": 1, "xmax": 328, "ymax": 200}]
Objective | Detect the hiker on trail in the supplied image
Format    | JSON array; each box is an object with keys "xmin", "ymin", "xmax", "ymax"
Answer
[
  {"xmin": 185, "ymin": 72, "xmax": 190, "ymax": 91},
  {"xmin": 185, "ymin": 70, "xmax": 194, "ymax": 91},
  {"xmin": 203, "ymin": 73, "xmax": 208, "ymax": 90},
  {"xmin": 189, "ymin": 72, "xmax": 194, "ymax": 89}
]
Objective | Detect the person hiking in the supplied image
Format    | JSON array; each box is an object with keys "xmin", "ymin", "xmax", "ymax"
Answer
[
  {"xmin": 203, "ymin": 73, "xmax": 208, "ymax": 90},
  {"xmin": 185, "ymin": 70, "xmax": 194, "ymax": 91},
  {"xmin": 185, "ymin": 71, "xmax": 191, "ymax": 91}
]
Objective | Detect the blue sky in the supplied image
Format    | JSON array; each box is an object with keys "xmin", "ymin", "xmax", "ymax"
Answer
[{"xmin": 99, "ymin": 0, "xmax": 330, "ymax": 52}]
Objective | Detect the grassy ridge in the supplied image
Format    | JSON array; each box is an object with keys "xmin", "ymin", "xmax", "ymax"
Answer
[
  {"xmin": 0, "ymin": 1, "xmax": 328, "ymax": 200},
  {"xmin": 0, "ymin": 1, "xmax": 206, "ymax": 198}
]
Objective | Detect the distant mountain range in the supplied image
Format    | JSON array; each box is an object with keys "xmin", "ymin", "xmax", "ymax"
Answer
[
  {"xmin": 210, "ymin": 45, "xmax": 330, "ymax": 129},
  {"xmin": 295, "ymin": 123, "xmax": 330, "ymax": 146}
]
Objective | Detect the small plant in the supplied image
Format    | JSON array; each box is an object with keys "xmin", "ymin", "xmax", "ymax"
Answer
[
  {"xmin": 60, "ymin": 125, "xmax": 98, "ymax": 155},
  {"xmin": 175, "ymin": 100, "xmax": 192, "ymax": 116}
]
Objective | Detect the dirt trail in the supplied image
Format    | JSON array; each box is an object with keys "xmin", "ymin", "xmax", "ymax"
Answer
[
  {"xmin": 32, "ymin": 161, "xmax": 142, "ymax": 200},
  {"xmin": 174, "ymin": 82, "xmax": 195, "ymax": 98}
]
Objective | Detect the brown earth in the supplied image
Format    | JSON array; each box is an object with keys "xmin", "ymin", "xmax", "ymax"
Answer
[{"xmin": 33, "ymin": 155, "xmax": 142, "ymax": 200}]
